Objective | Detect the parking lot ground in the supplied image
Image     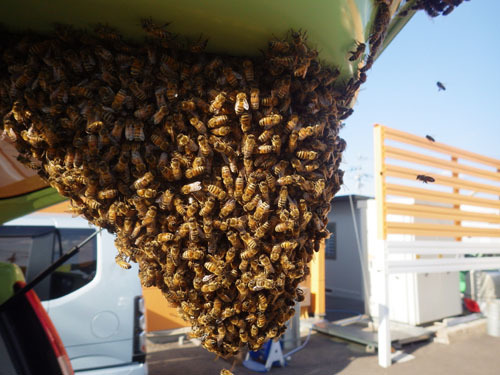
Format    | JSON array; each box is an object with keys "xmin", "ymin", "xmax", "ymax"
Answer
[{"xmin": 147, "ymin": 330, "xmax": 500, "ymax": 375}]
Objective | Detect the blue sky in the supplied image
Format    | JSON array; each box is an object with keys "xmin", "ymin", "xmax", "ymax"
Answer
[{"xmin": 338, "ymin": 1, "xmax": 500, "ymax": 196}]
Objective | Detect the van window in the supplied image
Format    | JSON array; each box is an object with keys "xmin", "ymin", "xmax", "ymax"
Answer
[
  {"xmin": 0, "ymin": 226, "xmax": 97, "ymax": 301},
  {"xmin": 50, "ymin": 228, "xmax": 97, "ymax": 299}
]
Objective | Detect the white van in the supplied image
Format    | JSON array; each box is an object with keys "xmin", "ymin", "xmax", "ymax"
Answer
[{"xmin": 0, "ymin": 212, "xmax": 147, "ymax": 375}]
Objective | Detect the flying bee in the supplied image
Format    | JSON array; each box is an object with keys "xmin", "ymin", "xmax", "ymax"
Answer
[
  {"xmin": 234, "ymin": 92, "xmax": 249, "ymax": 115},
  {"xmin": 416, "ymin": 174, "xmax": 435, "ymax": 183},
  {"xmin": 426, "ymin": 135, "xmax": 435, "ymax": 142},
  {"xmin": 259, "ymin": 114, "xmax": 282, "ymax": 128},
  {"xmin": 349, "ymin": 42, "xmax": 365, "ymax": 61},
  {"xmin": 209, "ymin": 92, "xmax": 227, "ymax": 114}
]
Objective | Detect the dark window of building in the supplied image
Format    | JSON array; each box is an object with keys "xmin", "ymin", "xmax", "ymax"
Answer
[{"xmin": 325, "ymin": 223, "xmax": 336, "ymax": 259}]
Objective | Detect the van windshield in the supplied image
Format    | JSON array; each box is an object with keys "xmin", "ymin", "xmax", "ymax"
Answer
[{"xmin": 0, "ymin": 226, "xmax": 97, "ymax": 301}]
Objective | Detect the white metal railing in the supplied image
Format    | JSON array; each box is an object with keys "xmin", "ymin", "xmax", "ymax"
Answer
[{"xmin": 376, "ymin": 240, "xmax": 500, "ymax": 368}]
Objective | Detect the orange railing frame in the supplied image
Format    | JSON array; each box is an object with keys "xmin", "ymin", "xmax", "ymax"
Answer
[{"xmin": 374, "ymin": 124, "xmax": 500, "ymax": 240}]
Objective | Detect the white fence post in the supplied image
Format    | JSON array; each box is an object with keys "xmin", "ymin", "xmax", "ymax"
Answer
[{"xmin": 378, "ymin": 240, "xmax": 391, "ymax": 368}]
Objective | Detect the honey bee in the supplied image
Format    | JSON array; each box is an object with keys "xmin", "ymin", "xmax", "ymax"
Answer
[
  {"xmin": 199, "ymin": 196, "xmax": 216, "ymax": 217},
  {"xmin": 294, "ymin": 59, "xmax": 310, "ymax": 78},
  {"xmin": 207, "ymin": 184, "xmax": 226, "ymax": 200},
  {"xmin": 241, "ymin": 135, "xmax": 255, "ymax": 159},
  {"xmin": 177, "ymin": 134, "xmax": 198, "ymax": 153},
  {"xmin": 296, "ymin": 150, "xmax": 318, "ymax": 160},
  {"xmin": 416, "ymin": 174, "xmax": 435, "ymax": 183},
  {"xmin": 234, "ymin": 92, "xmax": 249, "ymax": 115},
  {"xmin": 253, "ymin": 201, "xmax": 270, "ymax": 221},
  {"xmin": 234, "ymin": 173, "xmax": 244, "ymax": 201},
  {"xmin": 269, "ymin": 38, "xmax": 290, "ymax": 53},
  {"xmin": 261, "ymin": 93, "xmax": 278, "ymax": 107},
  {"xmin": 281, "ymin": 240, "xmax": 298, "ymax": 251},
  {"xmin": 219, "ymin": 199, "xmax": 236, "ymax": 217},
  {"xmin": 257, "ymin": 145, "xmax": 272, "ymax": 154},
  {"xmin": 259, "ymin": 114, "xmax": 282, "ymax": 128},
  {"xmin": 131, "ymin": 121, "xmax": 145, "ymax": 142},
  {"xmin": 221, "ymin": 166, "xmax": 234, "ymax": 190},
  {"xmin": 181, "ymin": 181, "xmax": 202, "ymax": 194},
  {"xmin": 349, "ymin": 42, "xmax": 365, "ymax": 61},
  {"xmin": 171, "ymin": 158, "xmax": 183, "ymax": 180},
  {"xmin": 271, "ymin": 135, "xmax": 282, "ymax": 154},
  {"xmin": 276, "ymin": 186, "xmax": 288, "ymax": 209},
  {"xmin": 208, "ymin": 115, "xmax": 228, "ymax": 128},
  {"xmin": 137, "ymin": 188, "xmax": 157, "ymax": 199},
  {"xmin": 115, "ymin": 254, "xmax": 131, "ymax": 270},
  {"xmin": 98, "ymin": 188, "xmax": 118, "ymax": 200},
  {"xmin": 242, "ymin": 60, "xmax": 254, "ymax": 82},
  {"xmin": 254, "ymin": 222, "xmax": 269, "ymax": 239},
  {"xmin": 213, "ymin": 140, "xmax": 236, "ymax": 158},
  {"xmin": 242, "ymin": 178, "xmax": 257, "ymax": 202},
  {"xmin": 275, "ymin": 77, "xmax": 291, "ymax": 99},
  {"xmin": 209, "ymin": 92, "xmax": 227, "ymax": 114},
  {"xmin": 270, "ymin": 244, "xmax": 282, "ymax": 262},
  {"xmin": 182, "ymin": 249, "xmax": 204, "ymax": 261},
  {"xmin": 133, "ymin": 171, "xmax": 154, "ymax": 190},
  {"xmin": 210, "ymin": 126, "xmax": 231, "ymax": 136},
  {"xmin": 185, "ymin": 166, "xmax": 206, "ymax": 179},
  {"xmin": 222, "ymin": 67, "xmax": 238, "ymax": 87},
  {"xmin": 166, "ymin": 81, "xmax": 178, "ymax": 101}
]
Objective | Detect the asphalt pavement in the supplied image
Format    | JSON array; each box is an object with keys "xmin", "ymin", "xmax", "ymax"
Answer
[{"xmin": 147, "ymin": 330, "xmax": 500, "ymax": 375}]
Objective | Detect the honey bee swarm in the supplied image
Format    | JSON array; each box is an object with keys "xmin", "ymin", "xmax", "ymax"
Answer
[{"xmin": 1, "ymin": 18, "xmax": 389, "ymax": 358}]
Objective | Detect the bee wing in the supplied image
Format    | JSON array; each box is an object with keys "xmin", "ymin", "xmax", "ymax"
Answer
[{"xmin": 243, "ymin": 98, "xmax": 249, "ymax": 111}]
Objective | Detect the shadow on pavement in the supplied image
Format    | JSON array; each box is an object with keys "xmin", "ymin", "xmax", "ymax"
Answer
[{"xmin": 147, "ymin": 332, "xmax": 373, "ymax": 375}]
